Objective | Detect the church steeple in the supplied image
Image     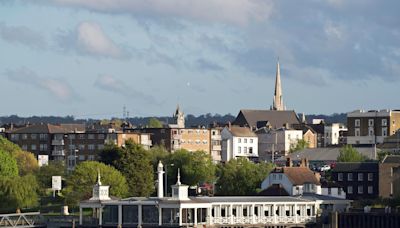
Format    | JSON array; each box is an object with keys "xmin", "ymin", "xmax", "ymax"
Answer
[
  {"xmin": 173, "ymin": 104, "xmax": 185, "ymax": 128},
  {"xmin": 272, "ymin": 59, "xmax": 285, "ymax": 111}
]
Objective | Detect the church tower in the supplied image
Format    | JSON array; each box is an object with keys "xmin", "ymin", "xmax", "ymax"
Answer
[
  {"xmin": 173, "ymin": 105, "xmax": 185, "ymax": 128},
  {"xmin": 272, "ymin": 60, "xmax": 285, "ymax": 111}
]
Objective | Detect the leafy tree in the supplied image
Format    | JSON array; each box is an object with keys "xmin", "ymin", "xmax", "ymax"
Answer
[
  {"xmin": 148, "ymin": 117, "xmax": 163, "ymax": 128},
  {"xmin": 166, "ymin": 149, "xmax": 216, "ymax": 186},
  {"xmin": 63, "ymin": 161, "xmax": 128, "ymax": 206},
  {"xmin": 12, "ymin": 150, "xmax": 39, "ymax": 175},
  {"xmin": 0, "ymin": 149, "xmax": 19, "ymax": 177},
  {"xmin": 99, "ymin": 142, "xmax": 123, "ymax": 167},
  {"xmin": 36, "ymin": 160, "xmax": 66, "ymax": 194},
  {"xmin": 0, "ymin": 175, "xmax": 39, "ymax": 212},
  {"xmin": 290, "ymin": 139, "xmax": 309, "ymax": 153},
  {"xmin": 115, "ymin": 141, "xmax": 154, "ymax": 197},
  {"xmin": 337, "ymin": 145, "xmax": 367, "ymax": 162},
  {"xmin": 0, "ymin": 136, "xmax": 22, "ymax": 154},
  {"xmin": 148, "ymin": 145, "xmax": 169, "ymax": 171},
  {"xmin": 216, "ymin": 158, "xmax": 274, "ymax": 196}
]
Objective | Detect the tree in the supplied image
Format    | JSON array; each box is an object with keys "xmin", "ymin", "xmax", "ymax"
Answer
[
  {"xmin": 115, "ymin": 141, "xmax": 154, "ymax": 197},
  {"xmin": 0, "ymin": 149, "xmax": 19, "ymax": 177},
  {"xmin": 216, "ymin": 158, "xmax": 274, "ymax": 196},
  {"xmin": 99, "ymin": 142, "xmax": 123, "ymax": 167},
  {"xmin": 0, "ymin": 175, "xmax": 39, "ymax": 212},
  {"xmin": 63, "ymin": 161, "xmax": 128, "ymax": 206},
  {"xmin": 166, "ymin": 149, "xmax": 216, "ymax": 186},
  {"xmin": 290, "ymin": 139, "xmax": 309, "ymax": 153},
  {"xmin": 36, "ymin": 160, "xmax": 66, "ymax": 194},
  {"xmin": 0, "ymin": 136, "xmax": 22, "ymax": 154},
  {"xmin": 148, "ymin": 117, "xmax": 163, "ymax": 128},
  {"xmin": 148, "ymin": 145, "xmax": 169, "ymax": 171},
  {"xmin": 337, "ymin": 145, "xmax": 367, "ymax": 162},
  {"xmin": 12, "ymin": 150, "xmax": 39, "ymax": 176}
]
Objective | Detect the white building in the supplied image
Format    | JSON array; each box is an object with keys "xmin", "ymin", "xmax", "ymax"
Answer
[
  {"xmin": 256, "ymin": 127, "xmax": 303, "ymax": 161},
  {"xmin": 79, "ymin": 162, "xmax": 351, "ymax": 227},
  {"xmin": 324, "ymin": 123, "xmax": 347, "ymax": 147},
  {"xmin": 221, "ymin": 126, "xmax": 258, "ymax": 162}
]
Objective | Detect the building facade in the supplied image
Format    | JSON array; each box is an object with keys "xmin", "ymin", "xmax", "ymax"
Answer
[
  {"xmin": 347, "ymin": 110, "xmax": 400, "ymax": 145},
  {"xmin": 324, "ymin": 123, "xmax": 347, "ymax": 147},
  {"xmin": 221, "ymin": 126, "xmax": 258, "ymax": 162},
  {"xmin": 379, "ymin": 155, "xmax": 400, "ymax": 198}
]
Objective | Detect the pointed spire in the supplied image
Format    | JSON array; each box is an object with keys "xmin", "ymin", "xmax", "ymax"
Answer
[
  {"xmin": 272, "ymin": 58, "xmax": 285, "ymax": 111},
  {"xmin": 176, "ymin": 168, "xmax": 181, "ymax": 185},
  {"xmin": 97, "ymin": 168, "xmax": 102, "ymax": 185}
]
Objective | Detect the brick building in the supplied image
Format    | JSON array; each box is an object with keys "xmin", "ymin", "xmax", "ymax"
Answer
[{"xmin": 379, "ymin": 155, "xmax": 400, "ymax": 198}]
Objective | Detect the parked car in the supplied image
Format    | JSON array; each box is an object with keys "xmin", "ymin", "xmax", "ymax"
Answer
[{"xmin": 319, "ymin": 165, "xmax": 331, "ymax": 172}]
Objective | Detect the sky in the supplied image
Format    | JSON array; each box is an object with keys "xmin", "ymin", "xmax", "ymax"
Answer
[{"xmin": 0, "ymin": 0, "xmax": 399, "ymax": 118}]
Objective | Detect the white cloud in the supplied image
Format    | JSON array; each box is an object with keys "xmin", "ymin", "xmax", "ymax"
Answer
[
  {"xmin": 77, "ymin": 22, "xmax": 122, "ymax": 57},
  {"xmin": 5, "ymin": 67, "xmax": 77, "ymax": 101},
  {"xmin": 324, "ymin": 21, "xmax": 345, "ymax": 41},
  {"xmin": 47, "ymin": 0, "xmax": 274, "ymax": 26}
]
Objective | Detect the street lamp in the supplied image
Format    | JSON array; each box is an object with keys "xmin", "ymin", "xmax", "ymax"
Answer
[{"xmin": 165, "ymin": 163, "xmax": 174, "ymax": 197}]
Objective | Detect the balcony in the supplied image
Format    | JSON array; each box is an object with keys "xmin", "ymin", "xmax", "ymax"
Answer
[
  {"xmin": 52, "ymin": 150, "xmax": 65, "ymax": 156},
  {"xmin": 51, "ymin": 139, "xmax": 65, "ymax": 146},
  {"xmin": 212, "ymin": 145, "xmax": 221, "ymax": 151},
  {"xmin": 211, "ymin": 135, "xmax": 222, "ymax": 140}
]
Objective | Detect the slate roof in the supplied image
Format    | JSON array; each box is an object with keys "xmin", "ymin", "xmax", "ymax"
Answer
[
  {"xmin": 232, "ymin": 109, "xmax": 300, "ymax": 129},
  {"xmin": 382, "ymin": 155, "xmax": 400, "ymax": 164},
  {"xmin": 10, "ymin": 123, "xmax": 68, "ymax": 134},
  {"xmin": 258, "ymin": 184, "xmax": 290, "ymax": 196},
  {"xmin": 276, "ymin": 147, "xmax": 378, "ymax": 162},
  {"xmin": 332, "ymin": 162, "xmax": 379, "ymax": 172}
]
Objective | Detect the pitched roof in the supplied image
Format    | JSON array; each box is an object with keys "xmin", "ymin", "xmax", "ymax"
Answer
[
  {"xmin": 10, "ymin": 123, "xmax": 67, "ymax": 134},
  {"xmin": 258, "ymin": 184, "xmax": 290, "ymax": 196},
  {"xmin": 332, "ymin": 162, "xmax": 379, "ymax": 172},
  {"xmin": 273, "ymin": 167, "xmax": 320, "ymax": 185},
  {"xmin": 227, "ymin": 126, "xmax": 257, "ymax": 137},
  {"xmin": 233, "ymin": 109, "xmax": 300, "ymax": 129},
  {"xmin": 382, "ymin": 155, "xmax": 400, "ymax": 164}
]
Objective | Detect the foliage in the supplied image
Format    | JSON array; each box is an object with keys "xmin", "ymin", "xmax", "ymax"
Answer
[
  {"xmin": 0, "ymin": 175, "xmax": 39, "ymax": 212},
  {"xmin": 0, "ymin": 135, "xmax": 22, "ymax": 154},
  {"xmin": 36, "ymin": 160, "xmax": 66, "ymax": 192},
  {"xmin": 12, "ymin": 150, "xmax": 39, "ymax": 175},
  {"xmin": 289, "ymin": 139, "xmax": 309, "ymax": 153},
  {"xmin": 337, "ymin": 145, "xmax": 367, "ymax": 162},
  {"xmin": 147, "ymin": 117, "xmax": 163, "ymax": 128},
  {"xmin": 216, "ymin": 158, "xmax": 274, "ymax": 196},
  {"xmin": 63, "ymin": 161, "xmax": 128, "ymax": 206},
  {"xmin": 166, "ymin": 149, "xmax": 216, "ymax": 186},
  {"xmin": 115, "ymin": 141, "xmax": 154, "ymax": 197},
  {"xmin": 0, "ymin": 149, "xmax": 19, "ymax": 177},
  {"xmin": 99, "ymin": 142, "xmax": 123, "ymax": 167},
  {"xmin": 148, "ymin": 145, "xmax": 169, "ymax": 171}
]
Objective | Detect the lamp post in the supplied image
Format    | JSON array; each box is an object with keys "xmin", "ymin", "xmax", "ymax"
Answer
[{"xmin": 165, "ymin": 163, "xmax": 174, "ymax": 197}]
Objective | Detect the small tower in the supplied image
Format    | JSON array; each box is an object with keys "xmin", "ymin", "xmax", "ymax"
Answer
[
  {"xmin": 171, "ymin": 168, "xmax": 189, "ymax": 200},
  {"xmin": 89, "ymin": 169, "xmax": 111, "ymax": 201},
  {"xmin": 173, "ymin": 105, "xmax": 185, "ymax": 128},
  {"xmin": 157, "ymin": 161, "xmax": 165, "ymax": 198},
  {"xmin": 272, "ymin": 60, "xmax": 285, "ymax": 111}
]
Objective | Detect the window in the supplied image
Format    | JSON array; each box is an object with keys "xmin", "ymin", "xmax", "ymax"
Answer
[
  {"xmin": 69, "ymin": 144, "xmax": 76, "ymax": 150},
  {"xmin": 347, "ymin": 186, "xmax": 353, "ymax": 194},
  {"xmin": 203, "ymin": 140, "xmax": 208, "ymax": 144},
  {"xmin": 358, "ymin": 185, "xmax": 363, "ymax": 194},
  {"xmin": 355, "ymin": 128, "xmax": 360, "ymax": 136},
  {"xmin": 338, "ymin": 173, "xmax": 343, "ymax": 181},
  {"xmin": 382, "ymin": 127, "xmax": 388, "ymax": 136},
  {"xmin": 39, "ymin": 144, "xmax": 47, "ymax": 151},
  {"xmin": 22, "ymin": 134, "xmax": 28, "ymax": 140},
  {"xmin": 358, "ymin": 173, "xmax": 363, "ymax": 181},
  {"xmin": 244, "ymin": 138, "xmax": 247, "ymax": 143},
  {"xmin": 355, "ymin": 119, "xmax": 360, "ymax": 127},
  {"xmin": 88, "ymin": 155, "xmax": 95, "ymax": 160},
  {"xmin": 79, "ymin": 134, "xmax": 85, "ymax": 139},
  {"xmin": 249, "ymin": 147, "xmax": 253, "ymax": 154},
  {"xmin": 39, "ymin": 134, "xmax": 48, "ymax": 140},
  {"xmin": 338, "ymin": 188, "xmax": 342, "ymax": 195},
  {"xmin": 88, "ymin": 144, "xmax": 95, "ymax": 150},
  {"xmin": 31, "ymin": 144, "xmax": 37, "ymax": 150},
  {"xmin": 98, "ymin": 134, "xmax": 105, "ymax": 139},
  {"xmin": 238, "ymin": 138, "xmax": 241, "ymax": 143},
  {"xmin": 279, "ymin": 174, "xmax": 282, "ymax": 180},
  {"xmin": 22, "ymin": 145, "xmax": 28, "ymax": 150},
  {"xmin": 348, "ymin": 173, "xmax": 353, "ymax": 181},
  {"xmin": 31, "ymin": 134, "xmax": 37, "ymax": 140},
  {"xmin": 328, "ymin": 187, "xmax": 332, "ymax": 195},
  {"xmin": 368, "ymin": 173, "xmax": 373, "ymax": 181},
  {"xmin": 88, "ymin": 134, "xmax": 95, "ymax": 139},
  {"xmin": 368, "ymin": 186, "xmax": 373, "ymax": 194},
  {"xmin": 238, "ymin": 147, "xmax": 241, "ymax": 153},
  {"xmin": 273, "ymin": 174, "xmax": 276, "ymax": 180},
  {"xmin": 69, "ymin": 134, "xmax": 76, "ymax": 139},
  {"xmin": 382, "ymin": 119, "xmax": 387, "ymax": 126},
  {"xmin": 244, "ymin": 147, "xmax": 247, "ymax": 153},
  {"xmin": 368, "ymin": 128, "xmax": 374, "ymax": 136},
  {"xmin": 79, "ymin": 155, "xmax": 85, "ymax": 161},
  {"xmin": 368, "ymin": 119, "xmax": 374, "ymax": 127},
  {"xmin": 79, "ymin": 144, "xmax": 85, "ymax": 150},
  {"xmin": 98, "ymin": 144, "xmax": 104, "ymax": 150},
  {"xmin": 250, "ymin": 139, "xmax": 253, "ymax": 143}
]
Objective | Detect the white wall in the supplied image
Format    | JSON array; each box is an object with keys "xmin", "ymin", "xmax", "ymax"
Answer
[
  {"xmin": 321, "ymin": 187, "xmax": 346, "ymax": 199},
  {"xmin": 261, "ymin": 173, "xmax": 294, "ymax": 195}
]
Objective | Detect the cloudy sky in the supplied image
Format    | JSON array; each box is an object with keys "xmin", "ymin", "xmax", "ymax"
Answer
[{"xmin": 1, "ymin": 0, "xmax": 399, "ymax": 118}]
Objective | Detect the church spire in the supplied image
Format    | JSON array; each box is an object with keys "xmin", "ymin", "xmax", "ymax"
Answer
[{"xmin": 272, "ymin": 59, "xmax": 285, "ymax": 111}]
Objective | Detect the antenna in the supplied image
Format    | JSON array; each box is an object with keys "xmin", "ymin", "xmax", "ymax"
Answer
[{"xmin": 123, "ymin": 105, "xmax": 127, "ymax": 120}]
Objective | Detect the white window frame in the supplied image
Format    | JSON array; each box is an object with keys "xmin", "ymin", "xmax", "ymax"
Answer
[
  {"xmin": 368, "ymin": 119, "xmax": 374, "ymax": 127},
  {"xmin": 358, "ymin": 173, "xmax": 363, "ymax": 181},
  {"xmin": 382, "ymin": 119, "xmax": 387, "ymax": 126},
  {"xmin": 338, "ymin": 173, "xmax": 343, "ymax": 181},
  {"xmin": 355, "ymin": 119, "xmax": 360, "ymax": 127},
  {"xmin": 368, "ymin": 186, "xmax": 373, "ymax": 194},
  {"xmin": 358, "ymin": 185, "xmax": 363, "ymax": 194},
  {"xmin": 347, "ymin": 186, "xmax": 353, "ymax": 194},
  {"xmin": 348, "ymin": 173, "xmax": 353, "ymax": 181}
]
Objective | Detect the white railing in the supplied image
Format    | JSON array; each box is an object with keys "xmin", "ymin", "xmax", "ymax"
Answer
[
  {"xmin": 208, "ymin": 215, "xmax": 315, "ymax": 225},
  {"xmin": 52, "ymin": 150, "xmax": 65, "ymax": 156},
  {"xmin": 0, "ymin": 212, "xmax": 43, "ymax": 227},
  {"xmin": 51, "ymin": 139, "xmax": 64, "ymax": 145}
]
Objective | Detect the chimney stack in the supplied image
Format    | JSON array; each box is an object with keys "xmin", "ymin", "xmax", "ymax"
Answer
[
  {"xmin": 228, "ymin": 121, "xmax": 231, "ymax": 130},
  {"xmin": 286, "ymin": 157, "xmax": 292, "ymax": 167}
]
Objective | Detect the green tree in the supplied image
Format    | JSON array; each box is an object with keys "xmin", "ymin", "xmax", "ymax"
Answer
[
  {"xmin": 0, "ymin": 175, "xmax": 39, "ymax": 212},
  {"xmin": 12, "ymin": 150, "xmax": 39, "ymax": 176},
  {"xmin": 216, "ymin": 158, "xmax": 274, "ymax": 196},
  {"xmin": 63, "ymin": 161, "xmax": 128, "ymax": 206},
  {"xmin": 148, "ymin": 117, "xmax": 163, "ymax": 128},
  {"xmin": 0, "ymin": 136, "xmax": 22, "ymax": 154},
  {"xmin": 289, "ymin": 139, "xmax": 309, "ymax": 153},
  {"xmin": 36, "ymin": 160, "xmax": 66, "ymax": 194},
  {"xmin": 99, "ymin": 142, "xmax": 123, "ymax": 167},
  {"xmin": 148, "ymin": 145, "xmax": 169, "ymax": 171},
  {"xmin": 115, "ymin": 141, "xmax": 154, "ymax": 196},
  {"xmin": 337, "ymin": 145, "xmax": 367, "ymax": 162},
  {"xmin": 0, "ymin": 149, "xmax": 19, "ymax": 177},
  {"xmin": 166, "ymin": 149, "xmax": 216, "ymax": 186}
]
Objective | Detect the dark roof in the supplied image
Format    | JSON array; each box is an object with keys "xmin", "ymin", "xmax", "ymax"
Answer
[
  {"xmin": 60, "ymin": 124, "xmax": 86, "ymax": 132},
  {"xmin": 307, "ymin": 124, "xmax": 325, "ymax": 134},
  {"xmin": 10, "ymin": 123, "xmax": 67, "ymax": 134},
  {"xmin": 382, "ymin": 155, "xmax": 400, "ymax": 164},
  {"xmin": 332, "ymin": 162, "xmax": 379, "ymax": 172},
  {"xmin": 232, "ymin": 109, "xmax": 300, "ymax": 129},
  {"xmin": 227, "ymin": 126, "xmax": 257, "ymax": 137},
  {"xmin": 258, "ymin": 184, "xmax": 289, "ymax": 196}
]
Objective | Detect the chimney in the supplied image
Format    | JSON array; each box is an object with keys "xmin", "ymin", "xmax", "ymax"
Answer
[
  {"xmin": 314, "ymin": 172, "xmax": 321, "ymax": 183},
  {"xmin": 228, "ymin": 121, "xmax": 231, "ymax": 130},
  {"xmin": 286, "ymin": 157, "xmax": 292, "ymax": 167}
]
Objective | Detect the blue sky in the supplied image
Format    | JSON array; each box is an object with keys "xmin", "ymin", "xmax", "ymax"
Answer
[{"xmin": 0, "ymin": 0, "xmax": 399, "ymax": 118}]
